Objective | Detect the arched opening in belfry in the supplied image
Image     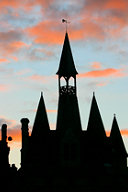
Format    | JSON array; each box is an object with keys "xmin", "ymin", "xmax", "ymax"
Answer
[
  {"xmin": 60, "ymin": 77, "xmax": 66, "ymax": 87},
  {"xmin": 69, "ymin": 77, "xmax": 74, "ymax": 87}
]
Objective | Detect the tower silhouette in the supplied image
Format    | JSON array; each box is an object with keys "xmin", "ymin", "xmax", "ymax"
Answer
[{"xmin": 0, "ymin": 32, "xmax": 127, "ymax": 192}]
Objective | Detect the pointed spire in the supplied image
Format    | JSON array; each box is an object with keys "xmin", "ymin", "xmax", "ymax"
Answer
[
  {"xmin": 56, "ymin": 32, "xmax": 78, "ymax": 78},
  {"xmin": 87, "ymin": 93, "xmax": 106, "ymax": 142},
  {"xmin": 110, "ymin": 115, "xmax": 127, "ymax": 156},
  {"xmin": 31, "ymin": 93, "xmax": 50, "ymax": 139}
]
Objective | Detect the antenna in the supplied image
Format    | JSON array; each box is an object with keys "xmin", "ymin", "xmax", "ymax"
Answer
[{"xmin": 62, "ymin": 19, "xmax": 70, "ymax": 32}]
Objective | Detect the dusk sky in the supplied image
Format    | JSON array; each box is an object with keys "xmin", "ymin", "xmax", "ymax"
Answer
[{"xmin": 0, "ymin": 0, "xmax": 128, "ymax": 168}]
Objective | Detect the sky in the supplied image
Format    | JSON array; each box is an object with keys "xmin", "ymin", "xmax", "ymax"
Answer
[{"xmin": 0, "ymin": 0, "xmax": 128, "ymax": 168}]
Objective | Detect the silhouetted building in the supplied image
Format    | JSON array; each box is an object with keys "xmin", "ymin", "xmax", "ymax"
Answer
[{"xmin": 0, "ymin": 32, "xmax": 128, "ymax": 191}]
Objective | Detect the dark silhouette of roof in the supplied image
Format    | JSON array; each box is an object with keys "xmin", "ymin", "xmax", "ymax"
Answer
[
  {"xmin": 56, "ymin": 32, "xmax": 78, "ymax": 78},
  {"xmin": 31, "ymin": 92, "xmax": 50, "ymax": 139},
  {"xmin": 110, "ymin": 115, "xmax": 127, "ymax": 156},
  {"xmin": 87, "ymin": 93, "xmax": 106, "ymax": 142}
]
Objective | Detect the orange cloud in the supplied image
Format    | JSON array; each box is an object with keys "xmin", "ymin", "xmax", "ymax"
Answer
[
  {"xmin": 85, "ymin": 0, "xmax": 128, "ymax": 12},
  {"xmin": 0, "ymin": 58, "xmax": 9, "ymax": 63},
  {"xmin": 11, "ymin": 41, "xmax": 29, "ymax": 49},
  {"xmin": 91, "ymin": 62, "xmax": 102, "ymax": 69},
  {"xmin": 78, "ymin": 68, "xmax": 126, "ymax": 78},
  {"xmin": 27, "ymin": 18, "xmax": 106, "ymax": 44},
  {"xmin": 1, "ymin": 41, "xmax": 29, "ymax": 56},
  {"xmin": 120, "ymin": 129, "xmax": 128, "ymax": 136},
  {"xmin": 11, "ymin": 56, "xmax": 18, "ymax": 62},
  {"xmin": 0, "ymin": 0, "xmax": 53, "ymax": 10},
  {"xmin": 104, "ymin": 0, "xmax": 127, "ymax": 10},
  {"xmin": 27, "ymin": 21, "xmax": 63, "ymax": 44},
  {"xmin": 46, "ymin": 109, "xmax": 57, "ymax": 113},
  {"xmin": 106, "ymin": 129, "xmax": 128, "ymax": 137},
  {"xmin": 0, "ymin": 0, "xmax": 20, "ymax": 9}
]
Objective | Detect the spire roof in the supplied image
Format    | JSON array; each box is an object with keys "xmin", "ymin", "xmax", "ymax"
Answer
[
  {"xmin": 87, "ymin": 94, "xmax": 106, "ymax": 142},
  {"xmin": 110, "ymin": 115, "xmax": 127, "ymax": 156},
  {"xmin": 31, "ymin": 93, "xmax": 50, "ymax": 139},
  {"xmin": 56, "ymin": 32, "xmax": 78, "ymax": 78}
]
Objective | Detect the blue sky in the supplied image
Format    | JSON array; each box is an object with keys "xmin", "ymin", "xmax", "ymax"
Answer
[{"xmin": 0, "ymin": 0, "xmax": 128, "ymax": 168}]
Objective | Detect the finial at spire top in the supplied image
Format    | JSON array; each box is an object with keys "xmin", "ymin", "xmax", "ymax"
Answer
[
  {"xmin": 114, "ymin": 113, "xmax": 116, "ymax": 118},
  {"xmin": 62, "ymin": 19, "xmax": 70, "ymax": 32},
  {"xmin": 93, "ymin": 91, "xmax": 95, "ymax": 96},
  {"xmin": 41, "ymin": 91, "xmax": 43, "ymax": 96}
]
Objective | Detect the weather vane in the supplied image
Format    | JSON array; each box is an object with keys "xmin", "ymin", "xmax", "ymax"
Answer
[{"xmin": 62, "ymin": 19, "xmax": 70, "ymax": 32}]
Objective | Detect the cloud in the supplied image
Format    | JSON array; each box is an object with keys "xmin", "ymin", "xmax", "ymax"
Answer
[
  {"xmin": 0, "ymin": 116, "xmax": 17, "ymax": 128},
  {"xmin": 0, "ymin": 0, "xmax": 128, "ymax": 48},
  {"xmin": 24, "ymin": 0, "xmax": 128, "ymax": 45},
  {"xmin": 27, "ymin": 20, "xmax": 63, "ymax": 44},
  {"xmin": 91, "ymin": 62, "xmax": 102, "ymax": 69},
  {"xmin": 78, "ymin": 68, "xmax": 126, "ymax": 78},
  {"xmin": 28, "ymin": 74, "xmax": 47, "ymax": 82},
  {"xmin": 11, "ymin": 41, "xmax": 30, "ymax": 49},
  {"xmin": 106, "ymin": 129, "xmax": 128, "ymax": 137},
  {"xmin": 0, "ymin": 84, "xmax": 10, "ymax": 92},
  {"xmin": 0, "ymin": 58, "xmax": 9, "ymax": 63},
  {"xmin": 46, "ymin": 109, "xmax": 57, "ymax": 113},
  {"xmin": 0, "ymin": 30, "xmax": 23, "ymax": 43},
  {"xmin": 0, "ymin": 0, "xmax": 53, "ymax": 9},
  {"xmin": 26, "ymin": 74, "xmax": 56, "ymax": 85},
  {"xmin": 0, "ymin": 30, "xmax": 29, "ymax": 57},
  {"xmin": 0, "ymin": 116, "xmax": 27, "ymax": 143},
  {"xmin": 27, "ymin": 47, "xmax": 55, "ymax": 61}
]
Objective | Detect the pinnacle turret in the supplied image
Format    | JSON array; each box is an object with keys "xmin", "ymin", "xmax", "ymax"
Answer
[
  {"xmin": 110, "ymin": 115, "xmax": 127, "ymax": 156},
  {"xmin": 31, "ymin": 93, "xmax": 50, "ymax": 139},
  {"xmin": 87, "ymin": 94, "xmax": 106, "ymax": 142}
]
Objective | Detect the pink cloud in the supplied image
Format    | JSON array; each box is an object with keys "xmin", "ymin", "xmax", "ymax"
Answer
[
  {"xmin": 0, "ymin": 0, "xmax": 54, "ymax": 9},
  {"xmin": 91, "ymin": 62, "xmax": 102, "ymax": 69},
  {"xmin": 11, "ymin": 41, "xmax": 29, "ymax": 49},
  {"xmin": 0, "ymin": 0, "xmax": 128, "ymax": 46},
  {"xmin": 28, "ymin": 74, "xmax": 47, "ymax": 82},
  {"xmin": 27, "ymin": 21, "xmax": 63, "ymax": 44},
  {"xmin": 0, "ymin": 58, "xmax": 9, "ymax": 63},
  {"xmin": 78, "ymin": 68, "xmax": 126, "ymax": 78},
  {"xmin": 11, "ymin": 56, "xmax": 18, "ymax": 62},
  {"xmin": 46, "ymin": 109, "xmax": 57, "ymax": 113},
  {"xmin": 0, "ymin": 84, "xmax": 10, "ymax": 92},
  {"xmin": 96, "ymin": 82, "xmax": 108, "ymax": 87}
]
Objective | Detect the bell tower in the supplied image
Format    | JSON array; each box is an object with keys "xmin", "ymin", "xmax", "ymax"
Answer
[
  {"xmin": 56, "ymin": 32, "xmax": 78, "ymax": 96},
  {"xmin": 56, "ymin": 32, "xmax": 82, "ymax": 134}
]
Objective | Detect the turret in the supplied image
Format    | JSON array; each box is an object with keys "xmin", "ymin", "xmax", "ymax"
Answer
[
  {"xmin": 0, "ymin": 124, "xmax": 10, "ymax": 170},
  {"xmin": 56, "ymin": 32, "xmax": 78, "ymax": 96},
  {"xmin": 1, "ymin": 124, "xmax": 7, "ymax": 143},
  {"xmin": 21, "ymin": 118, "xmax": 29, "ymax": 168},
  {"xmin": 31, "ymin": 92, "xmax": 50, "ymax": 140},
  {"xmin": 87, "ymin": 93, "xmax": 106, "ymax": 144},
  {"xmin": 56, "ymin": 32, "xmax": 82, "ymax": 134},
  {"xmin": 56, "ymin": 32, "xmax": 82, "ymax": 166},
  {"xmin": 110, "ymin": 115, "xmax": 127, "ymax": 168}
]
